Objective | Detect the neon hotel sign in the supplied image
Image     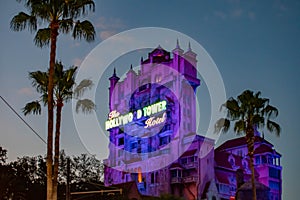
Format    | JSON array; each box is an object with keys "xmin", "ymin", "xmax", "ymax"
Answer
[{"xmin": 105, "ymin": 100, "xmax": 167, "ymax": 130}]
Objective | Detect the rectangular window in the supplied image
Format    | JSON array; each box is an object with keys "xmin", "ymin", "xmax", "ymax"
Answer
[
  {"xmin": 269, "ymin": 167, "xmax": 280, "ymax": 179},
  {"xmin": 269, "ymin": 180, "xmax": 280, "ymax": 190},
  {"xmin": 181, "ymin": 158, "xmax": 187, "ymax": 164},
  {"xmin": 262, "ymin": 155, "xmax": 267, "ymax": 164},
  {"xmin": 171, "ymin": 170, "xmax": 177, "ymax": 178},
  {"xmin": 255, "ymin": 156, "xmax": 261, "ymax": 164},
  {"xmin": 118, "ymin": 137, "xmax": 124, "ymax": 146},
  {"xmin": 160, "ymin": 148, "xmax": 170, "ymax": 155},
  {"xmin": 151, "ymin": 172, "xmax": 155, "ymax": 184},
  {"xmin": 131, "ymin": 173, "xmax": 138, "ymax": 182},
  {"xmin": 188, "ymin": 156, "xmax": 195, "ymax": 163},
  {"xmin": 159, "ymin": 136, "xmax": 170, "ymax": 146},
  {"xmin": 130, "ymin": 142, "xmax": 137, "ymax": 149},
  {"xmin": 268, "ymin": 156, "xmax": 274, "ymax": 165}
]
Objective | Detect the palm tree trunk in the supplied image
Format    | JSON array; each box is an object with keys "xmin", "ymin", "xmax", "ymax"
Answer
[
  {"xmin": 246, "ymin": 125, "xmax": 257, "ymax": 200},
  {"xmin": 53, "ymin": 100, "xmax": 63, "ymax": 200},
  {"xmin": 249, "ymin": 153, "xmax": 257, "ymax": 200},
  {"xmin": 47, "ymin": 22, "xmax": 59, "ymax": 200}
]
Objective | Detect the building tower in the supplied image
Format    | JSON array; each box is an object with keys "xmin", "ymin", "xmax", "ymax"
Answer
[{"xmin": 104, "ymin": 42, "xmax": 215, "ymax": 199}]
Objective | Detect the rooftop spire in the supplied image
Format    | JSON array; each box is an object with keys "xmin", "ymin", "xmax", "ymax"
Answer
[
  {"xmin": 188, "ymin": 41, "xmax": 192, "ymax": 51},
  {"xmin": 109, "ymin": 67, "xmax": 119, "ymax": 81},
  {"xmin": 173, "ymin": 39, "xmax": 183, "ymax": 54},
  {"xmin": 176, "ymin": 38, "xmax": 180, "ymax": 49},
  {"xmin": 130, "ymin": 64, "xmax": 133, "ymax": 70}
]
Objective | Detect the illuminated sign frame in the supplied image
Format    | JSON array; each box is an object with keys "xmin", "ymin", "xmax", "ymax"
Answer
[{"xmin": 105, "ymin": 100, "xmax": 167, "ymax": 130}]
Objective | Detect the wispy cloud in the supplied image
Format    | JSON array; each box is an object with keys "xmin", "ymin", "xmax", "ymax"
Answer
[
  {"xmin": 248, "ymin": 11, "xmax": 256, "ymax": 20},
  {"xmin": 231, "ymin": 8, "xmax": 243, "ymax": 18},
  {"xmin": 95, "ymin": 17, "xmax": 125, "ymax": 30},
  {"xmin": 17, "ymin": 87, "xmax": 34, "ymax": 96},
  {"xmin": 214, "ymin": 7, "xmax": 256, "ymax": 21},
  {"xmin": 99, "ymin": 30, "xmax": 117, "ymax": 40},
  {"xmin": 95, "ymin": 17, "xmax": 126, "ymax": 41},
  {"xmin": 279, "ymin": 4, "xmax": 287, "ymax": 12},
  {"xmin": 214, "ymin": 11, "xmax": 227, "ymax": 20},
  {"xmin": 72, "ymin": 58, "xmax": 83, "ymax": 67}
]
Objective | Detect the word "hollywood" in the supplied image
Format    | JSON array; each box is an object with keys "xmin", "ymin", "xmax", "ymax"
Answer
[{"xmin": 105, "ymin": 100, "xmax": 167, "ymax": 130}]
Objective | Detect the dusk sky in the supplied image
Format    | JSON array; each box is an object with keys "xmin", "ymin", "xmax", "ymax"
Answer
[{"xmin": 0, "ymin": 0, "xmax": 299, "ymax": 199}]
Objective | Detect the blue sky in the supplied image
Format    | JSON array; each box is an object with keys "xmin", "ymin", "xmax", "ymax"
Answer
[{"xmin": 0, "ymin": 0, "xmax": 299, "ymax": 199}]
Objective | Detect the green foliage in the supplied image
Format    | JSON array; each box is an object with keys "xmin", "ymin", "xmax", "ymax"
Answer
[
  {"xmin": 215, "ymin": 90, "xmax": 281, "ymax": 136},
  {"xmin": 0, "ymin": 148, "xmax": 103, "ymax": 200},
  {"xmin": 0, "ymin": 147, "xmax": 7, "ymax": 165},
  {"xmin": 23, "ymin": 62, "xmax": 95, "ymax": 115},
  {"xmin": 11, "ymin": 0, "xmax": 96, "ymax": 47}
]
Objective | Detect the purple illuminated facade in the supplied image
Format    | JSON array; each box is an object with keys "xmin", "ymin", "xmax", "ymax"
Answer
[
  {"xmin": 103, "ymin": 42, "xmax": 282, "ymax": 200},
  {"xmin": 216, "ymin": 135, "xmax": 282, "ymax": 200}
]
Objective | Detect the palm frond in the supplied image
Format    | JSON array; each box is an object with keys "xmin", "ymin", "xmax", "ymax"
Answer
[
  {"xmin": 69, "ymin": 0, "xmax": 95, "ymax": 18},
  {"xmin": 217, "ymin": 90, "xmax": 281, "ymax": 141},
  {"xmin": 10, "ymin": 12, "xmax": 37, "ymax": 32},
  {"xmin": 214, "ymin": 118, "xmax": 230, "ymax": 134},
  {"xmin": 29, "ymin": 70, "xmax": 48, "ymax": 94},
  {"xmin": 74, "ymin": 79, "xmax": 93, "ymax": 98},
  {"xmin": 41, "ymin": 93, "xmax": 48, "ymax": 106},
  {"xmin": 75, "ymin": 99, "xmax": 95, "ymax": 114},
  {"xmin": 252, "ymin": 114, "xmax": 264, "ymax": 129},
  {"xmin": 233, "ymin": 120, "xmax": 246, "ymax": 135},
  {"xmin": 224, "ymin": 98, "xmax": 241, "ymax": 120},
  {"xmin": 34, "ymin": 28, "xmax": 50, "ymax": 48},
  {"xmin": 267, "ymin": 120, "xmax": 281, "ymax": 136},
  {"xmin": 263, "ymin": 104, "xmax": 279, "ymax": 119},
  {"xmin": 59, "ymin": 18, "xmax": 74, "ymax": 34},
  {"xmin": 72, "ymin": 20, "xmax": 95, "ymax": 42},
  {"xmin": 23, "ymin": 101, "xmax": 41, "ymax": 115}
]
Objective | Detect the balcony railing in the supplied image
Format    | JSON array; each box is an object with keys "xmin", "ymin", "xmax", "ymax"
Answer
[
  {"xmin": 182, "ymin": 176, "xmax": 198, "ymax": 183},
  {"xmin": 171, "ymin": 177, "xmax": 182, "ymax": 184},
  {"xmin": 182, "ymin": 161, "xmax": 198, "ymax": 169}
]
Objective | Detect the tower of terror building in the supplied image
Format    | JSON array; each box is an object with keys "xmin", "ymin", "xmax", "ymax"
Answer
[{"xmin": 104, "ymin": 41, "xmax": 216, "ymax": 199}]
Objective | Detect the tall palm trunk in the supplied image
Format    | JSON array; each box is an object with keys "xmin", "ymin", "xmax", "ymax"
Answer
[
  {"xmin": 53, "ymin": 100, "xmax": 63, "ymax": 200},
  {"xmin": 246, "ymin": 124, "xmax": 257, "ymax": 200},
  {"xmin": 47, "ymin": 22, "xmax": 59, "ymax": 200}
]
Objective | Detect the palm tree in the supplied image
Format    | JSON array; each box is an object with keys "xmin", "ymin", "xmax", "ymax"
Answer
[
  {"xmin": 214, "ymin": 90, "xmax": 280, "ymax": 200},
  {"xmin": 23, "ymin": 62, "xmax": 95, "ymax": 200},
  {"xmin": 10, "ymin": 1, "xmax": 95, "ymax": 199}
]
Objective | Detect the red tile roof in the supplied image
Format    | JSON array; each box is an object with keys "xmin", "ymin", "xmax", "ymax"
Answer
[
  {"xmin": 214, "ymin": 151, "xmax": 233, "ymax": 169},
  {"xmin": 215, "ymin": 172, "xmax": 230, "ymax": 184},
  {"xmin": 169, "ymin": 162, "xmax": 184, "ymax": 169},
  {"xmin": 180, "ymin": 149, "xmax": 197, "ymax": 157},
  {"xmin": 216, "ymin": 136, "xmax": 272, "ymax": 152},
  {"xmin": 214, "ymin": 151, "xmax": 250, "ymax": 171},
  {"xmin": 254, "ymin": 144, "xmax": 273, "ymax": 154},
  {"xmin": 254, "ymin": 143, "xmax": 281, "ymax": 156}
]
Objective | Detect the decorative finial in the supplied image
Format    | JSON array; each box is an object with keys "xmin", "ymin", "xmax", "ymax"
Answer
[
  {"xmin": 113, "ymin": 67, "xmax": 116, "ymax": 76},
  {"xmin": 141, "ymin": 56, "xmax": 143, "ymax": 63},
  {"xmin": 130, "ymin": 64, "xmax": 133, "ymax": 70},
  {"xmin": 176, "ymin": 38, "xmax": 180, "ymax": 48},
  {"xmin": 188, "ymin": 41, "xmax": 192, "ymax": 51}
]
